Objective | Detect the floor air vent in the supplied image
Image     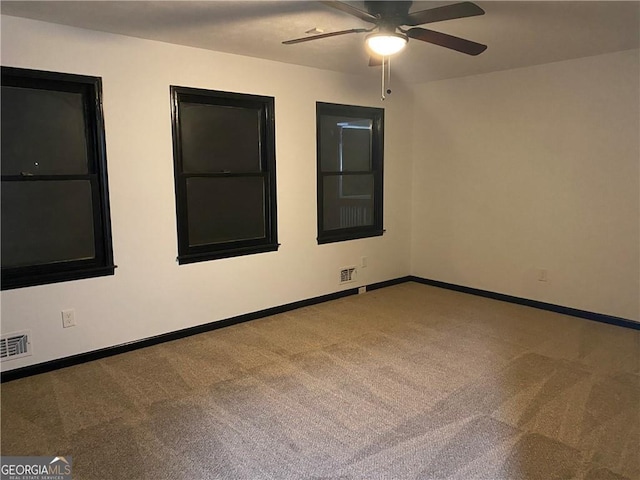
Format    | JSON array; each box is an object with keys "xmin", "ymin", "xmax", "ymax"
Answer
[
  {"xmin": 340, "ymin": 267, "xmax": 357, "ymax": 284},
  {"xmin": 1, "ymin": 331, "xmax": 32, "ymax": 362}
]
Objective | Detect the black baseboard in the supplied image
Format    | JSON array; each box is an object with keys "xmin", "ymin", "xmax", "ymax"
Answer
[
  {"xmin": 1, "ymin": 287, "xmax": 360, "ymax": 383},
  {"xmin": 3, "ymin": 275, "xmax": 637, "ymax": 382},
  {"xmin": 365, "ymin": 276, "xmax": 413, "ymax": 291},
  {"xmin": 408, "ymin": 276, "xmax": 639, "ymax": 331}
]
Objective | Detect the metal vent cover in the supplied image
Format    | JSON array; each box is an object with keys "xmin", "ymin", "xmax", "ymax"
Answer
[
  {"xmin": 340, "ymin": 266, "xmax": 357, "ymax": 284},
  {"xmin": 0, "ymin": 331, "xmax": 32, "ymax": 362}
]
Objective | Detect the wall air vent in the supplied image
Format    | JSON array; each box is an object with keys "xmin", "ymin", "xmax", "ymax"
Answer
[
  {"xmin": 340, "ymin": 266, "xmax": 357, "ymax": 284},
  {"xmin": 0, "ymin": 330, "xmax": 32, "ymax": 362}
]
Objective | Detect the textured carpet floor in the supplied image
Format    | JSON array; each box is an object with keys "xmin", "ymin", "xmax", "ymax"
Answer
[{"xmin": 1, "ymin": 282, "xmax": 638, "ymax": 479}]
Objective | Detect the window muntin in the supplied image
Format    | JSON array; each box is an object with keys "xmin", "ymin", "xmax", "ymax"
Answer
[
  {"xmin": 0, "ymin": 67, "xmax": 115, "ymax": 289},
  {"xmin": 317, "ymin": 103, "xmax": 383, "ymax": 244},
  {"xmin": 171, "ymin": 87, "xmax": 278, "ymax": 264}
]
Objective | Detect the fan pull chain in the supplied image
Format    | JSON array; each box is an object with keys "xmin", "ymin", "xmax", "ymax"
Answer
[
  {"xmin": 387, "ymin": 54, "xmax": 391, "ymax": 87},
  {"xmin": 381, "ymin": 56, "xmax": 386, "ymax": 101},
  {"xmin": 381, "ymin": 56, "xmax": 392, "ymax": 101}
]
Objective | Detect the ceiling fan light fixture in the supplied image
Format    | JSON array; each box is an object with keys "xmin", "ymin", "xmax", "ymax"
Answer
[{"xmin": 365, "ymin": 32, "xmax": 408, "ymax": 56}]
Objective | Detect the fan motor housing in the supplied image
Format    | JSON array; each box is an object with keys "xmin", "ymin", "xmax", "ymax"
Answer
[{"xmin": 364, "ymin": 1, "xmax": 413, "ymax": 18}]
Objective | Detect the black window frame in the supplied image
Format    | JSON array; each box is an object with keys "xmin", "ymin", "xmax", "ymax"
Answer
[
  {"xmin": 316, "ymin": 102, "xmax": 384, "ymax": 244},
  {"xmin": 170, "ymin": 86, "xmax": 278, "ymax": 264},
  {"xmin": 1, "ymin": 66, "xmax": 115, "ymax": 290}
]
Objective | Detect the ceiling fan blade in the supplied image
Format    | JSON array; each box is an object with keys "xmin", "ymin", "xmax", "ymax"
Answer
[
  {"xmin": 406, "ymin": 27, "xmax": 487, "ymax": 55},
  {"xmin": 283, "ymin": 28, "xmax": 370, "ymax": 45},
  {"xmin": 320, "ymin": 1, "xmax": 378, "ymax": 24},
  {"xmin": 404, "ymin": 2, "xmax": 484, "ymax": 26}
]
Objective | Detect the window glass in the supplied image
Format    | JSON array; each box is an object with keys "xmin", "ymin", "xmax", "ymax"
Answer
[
  {"xmin": 1, "ymin": 86, "xmax": 89, "ymax": 175},
  {"xmin": 180, "ymin": 103, "xmax": 261, "ymax": 174},
  {"xmin": 320, "ymin": 116, "xmax": 372, "ymax": 172},
  {"xmin": 316, "ymin": 102, "xmax": 383, "ymax": 244},
  {"xmin": 341, "ymin": 126, "xmax": 372, "ymax": 172},
  {"xmin": 1, "ymin": 180, "xmax": 95, "ymax": 268},
  {"xmin": 185, "ymin": 177, "xmax": 266, "ymax": 246},
  {"xmin": 322, "ymin": 175, "xmax": 375, "ymax": 230}
]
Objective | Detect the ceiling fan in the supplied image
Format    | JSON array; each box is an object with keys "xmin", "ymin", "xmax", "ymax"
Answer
[{"xmin": 283, "ymin": 1, "xmax": 487, "ymax": 63}]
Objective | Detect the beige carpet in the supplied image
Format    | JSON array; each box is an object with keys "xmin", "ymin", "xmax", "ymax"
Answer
[{"xmin": 1, "ymin": 282, "xmax": 638, "ymax": 479}]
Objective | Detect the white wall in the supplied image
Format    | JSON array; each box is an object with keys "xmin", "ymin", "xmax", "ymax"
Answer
[
  {"xmin": 410, "ymin": 50, "xmax": 640, "ymax": 321},
  {"xmin": 0, "ymin": 16, "xmax": 414, "ymax": 371},
  {"xmin": 2, "ymin": 15, "xmax": 637, "ymax": 373}
]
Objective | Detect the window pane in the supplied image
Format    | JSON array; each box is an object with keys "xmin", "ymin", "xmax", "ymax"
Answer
[
  {"xmin": 180, "ymin": 103, "xmax": 261, "ymax": 174},
  {"xmin": 341, "ymin": 127, "xmax": 372, "ymax": 171},
  {"xmin": 320, "ymin": 115, "xmax": 372, "ymax": 172},
  {"xmin": 1, "ymin": 86, "xmax": 89, "ymax": 175},
  {"xmin": 186, "ymin": 177, "xmax": 266, "ymax": 246},
  {"xmin": 341, "ymin": 174, "xmax": 374, "ymax": 198},
  {"xmin": 1, "ymin": 180, "xmax": 95, "ymax": 268},
  {"xmin": 323, "ymin": 174, "xmax": 374, "ymax": 230}
]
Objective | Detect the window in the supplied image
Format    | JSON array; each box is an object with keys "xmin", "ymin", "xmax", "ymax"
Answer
[
  {"xmin": 316, "ymin": 102, "xmax": 384, "ymax": 244},
  {"xmin": 1, "ymin": 67, "xmax": 115, "ymax": 290},
  {"xmin": 170, "ymin": 87, "xmax": 278, "ymax": 264}
]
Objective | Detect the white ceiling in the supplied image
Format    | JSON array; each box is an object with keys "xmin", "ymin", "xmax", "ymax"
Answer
[{"xmin": 2, "ymin": 1, "xmax": 639, "ymax": 83}]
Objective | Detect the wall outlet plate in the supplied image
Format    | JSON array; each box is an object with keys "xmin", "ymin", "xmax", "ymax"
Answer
[{"xmin": 61, "ymin": 309, "xmax": 76, "ymax": 328}]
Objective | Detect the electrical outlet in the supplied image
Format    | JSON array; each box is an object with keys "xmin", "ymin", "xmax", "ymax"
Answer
[
  {"xmin": 61, "ymin": 309, "xmax": 76, "ymax": 328},
  {"xmin": 537, "ymin": 269, "xmax": 548, "ymax": 282},
  {"xmin": 358, "ymin": 286, "xmax": 367, "ymax": 294},
  {"xmin": 361, "ymin": 256, "xmax": 368, "ymax": 268}
]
